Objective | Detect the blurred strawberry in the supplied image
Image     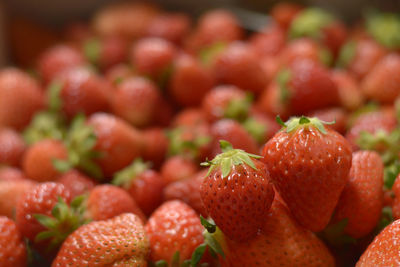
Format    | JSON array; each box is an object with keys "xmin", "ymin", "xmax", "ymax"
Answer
[
  {"xmin": 146, "ymin": 13, "xmax": 191, "ymax": 44},
  {"xmin": 331, "ymin": 69, "xmax": 364, "ymax": 111},
  {"xmin": 172, "ymin": 108, "xmax": 208, "ymax": 127},
  {"xmin": 243, "ymin": 109, "xmax": 281, "ymax": 144},
  {"xmin": 271, "ymin": 2, "xmax": 304, "ymax": 30},
  {"xmin": 161, "ymin": 155, "xmax": 198, "ymax": 185},
  {"xmin": 56, "ymin": 170, "xmax": 97, "ymax": 199},
  {"xmin": 0, "ymin": 166, "xmax": 27, "ymax": 181},
  {"xmin": 0, "ymin": 128, "xmax": 26, "ymax": 167},
  {"xmin": 0, "ymin": 179, "xmax": 35, "ymax": 218},
  {"xmin": 105, "ymin": 63, "xmax": 134, "ymax": 84},
  {"xmin": 0, "ymin": 216, "xmax": 27, "ymax": 267},
  {"xmin": 308, "ymin": 107, "xmax": 348, "ymax": 134},
  {"xmin": 249, "ymin": 24, "xmax": 286, "ymax": 58},
  {"xmin": 142, "ymin": 127, "xmax": 169, "ymax": 168}
]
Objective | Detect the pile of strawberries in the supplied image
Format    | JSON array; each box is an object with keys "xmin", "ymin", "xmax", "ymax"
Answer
[{"xmin": 1, "ymin": 2, "xmax": 400, "ymax": 266}]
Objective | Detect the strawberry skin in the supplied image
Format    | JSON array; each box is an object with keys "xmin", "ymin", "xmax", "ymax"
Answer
[
  {"xmin": 356, "ymin": 219, "xmax": 400, "ymax": 266},
  {"xmin": 0, "ymin": 216, "xmax": 27, "ymax": 267},
  {"xmin": 145, "ymin": 200, "xmax": 204, "ymax": 264},
  {"xmin": 201, "ymin": 141, "xmax": 274, "ymax": 242},
  {"xmin": 161, "ymin": 155, "xmax": 198, "ymax": 185},
  {"xmin": 262, "ymin": 117, "xmax": 352, "ymax": 232},
  {"xmin": 0, "ymin": 128, "xmax": 26, "ymax": 167},
  {"xmin": 0, "ymin": 166, "xmax": 27, "ymax": 181},
  {"xmin": 333, "ymin": 151, "xmax": 384, "ymax": 238},
  {"xmin": 56, "ymin": 170, "xmax": 97, "ymax": 199},
  {"xmin": 0, "ymin": 180, "xmax": 35, "ymax": 218},
  {"xmin": 142, "ymin": 128, "xmax": 168, "ymax": 168},
  {"xmin": 146, "ymin": 13, "xmax": 191, "ymax": 45},
  {"xmin": 52, "ymin": 213, "xmax": 149, "ymax": 267}
]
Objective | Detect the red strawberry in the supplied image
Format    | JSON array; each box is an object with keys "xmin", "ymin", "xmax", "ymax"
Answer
[
  {"xmin": 0, "ymin": 216, "xmax": 27, "ymax": 267},
  {"xmin": 332, "ymin": 151, "xmax": 384, "ymax": 238},
  {"xmin": 331, "ymin": 69, "xmax": 364, "ymax": 111},
  {"xmin": 52, "ymin": 213, "xmax": 149, "ymax": 266},
  {"xmin": 85, "ymin": 184, "xmax": 146, "ymax": 223},
  {"xmin": 53, "ymin": 67, "xmax": 111, "ymax": 119},
  {"xmin": 105, "ymin": 63, "xmax": 134, "ymax": 84},
  {"xmin": 112, "ymin": 159, "xmax": 164, "ymax": 216},
  {"xmin": 210, "ymin": 119, "xmax": 259, "ymax": 156},
  {"xmin": 146, "ymin": 13, "xmax": 191, "ymax": 44},
  {"xmin": 212, "ymin": 42, "xmax": 267, "ymax": 94},
  {"xmin": 262, "ymin": 116, "xmax": 352, "ymax": 232},
  {"xmin": 37, "ymin": 44, "xmax": 85, "ymax": 84},
  {"xmin": 0, "ymin": 166, "xmax": 27, "ymax": 181},
  {"xmin": 219, "ymin": 199, "xmax": 335, "ymax": 267},
  {"xmin": 22, "ymin": 139, "xmax": 68, "ymax": 182},
  {"xmin": 145, "ymin": 200, "xmax": 204, "ymax": 264},
  {"xmin": 56, "ymin": 170, "xmax": 97, "ymax": 199},
  {"xmin": 0, "ymin": 179, "xmax": 35, "ymax": 218},
  {"xmin": 362, "ymin": 53, "xmax": 400, "ymax": 104},
  {"xmin": 391, "ymin": 175, "xmax": 400, "ymax": 220},
  {"xmin": 356, "ymin": 219, "xmax": 400, "ymax": 266},
  {"xmin": 270, "ymin": 2, "xmax": 304, "ymax": 30},
  {"xmin": 142, "ymin": 127, "xmax": 169, "ymax": 168},
  {"xmin": 164, "ymin": 169, "xmax": 208, "ymax": 216},
  {"xmin": 202, "ymin": 85, "xmax": 250, "ymax": 123},
  {"xmin": 172, "ymin": 108, "xmax": 208, "ymax": 127},
  {"xmin": 111, "ymin": 77, "xmax": 162, "ymax": 127},
  {"xmin": 201, "ymin": 141, "xmax": 274, "ymax": 241},
  {"xmin": 0, "ymin": 128, "xmax": 26, "ymax": 167},
  {"xmin": 308, "ymin": 107, "xmax": 348, "ymax": 134},
  {"xmin": 168, "ymin": 53, "xmax": 215, "ymax": 106},
  {"xmin": 242, "ymin": 109, "xmax": 281, "ymax": 145},
  {"xmin": 0, "ymin": 68, "xmax": 44, "ymax": 130},
  {"xmin": 161, "ymin": 155, "xmax": 198, "ymax": 185},
  {"xmin": 249, "ymin": 24, "xmax": 286, "ymax": 58}
]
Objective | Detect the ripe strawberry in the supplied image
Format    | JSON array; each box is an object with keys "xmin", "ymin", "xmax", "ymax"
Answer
[
  {"xmin": 332, "ymin": 151, "xmax": 384, "ymax": 238},
  {"xmin": 356, "ymin": 219, "xmax": 400, "ymax": 266},
  {"xmin": 249, "ymin": 24, "xmax": 286, "ymax": 58},
  {"xmin": 362, "ymin": 53, "xmax": 400, "ymax": 104},
  {"xmin": 22, "ymin": 139, "xmax": 68, "ymax": 182},
  {"xmin": 202, "ymin": 85, "xmax": 250, "ymax": 123},
  {"xmin": 105, "ymin": 63, "xmax": 134, "ymax": 84},
  {"xmin": 212, "ymin": 42, "xmax": 267, "ymax": 94},
  {"xmin": 210, "ymin": 119, "xmax": 259, "ymax": 156},
  {"xmin": 242, "ymin": 109, "xmax": 281, "ymax": 145},
  {"xmin": 112, "ymin": 159, "xmax": 164, "ymax": 216},
  {"xmin": 172, "ymin": 108, "xmax": 208, "ymax": 127},
  {"xmin": 153, "ymin": 97, "xmax": 174, "ymax": 127},
  {"xmin": 130, "ymin": 37, "xmax": 176, "ymax": 81},
  {"xmin": 168, "ymin": 53, "xmax": 215, "ymax": 106},
  {"xmin": 391, "ymin": 174, "xmax": 400, "ymax": 220},
  {"xmin": 0, "ymin": 128, "xmax": 26, "ymax": 167},
  {"xmin": 37, "ymin": 45, "xmax": 85, "ymax": 84},
  {"xmin": 145, "ymin": 200, "xmax": 204, "ymax": 264},
  {"xmin": 219, "ymin": 199, "xmax": 335, "ymax": 267},
  {"xmin": 56, "ymin": 170, "xmax": 97, "ymax": 199},
  {"xmin": 164, "ymin": 169, "xmax": 208, "ymax": 216},
  {"xmin": 0, "ymin": 68, "xmax": 44, "ymax": 130},
  {"xmin": 142, "ymin": 127, "xmax": 169, "ymax": 168},
  {"xmin": 308, "ymin": 107, "xmax": 348, "ymax": 134},
  {"xmin": 85, "ymin": 184, "xmax": 146, "ymax": 223},
  {"xmin": 0, "ymin": 166, "xmax": 27, "ymax": 181},
  {"xmin": 262, "ymin": 116, "xmax": 352, "ymax": 232},
  {"xmin": 201, "ymin": 141, "xmax": 274, "ymax": 241},
  {"xmin": 336, "ymin": 39, "xmax": 387, "ymax": 80},
  {"xmin": 331, "ymin": 69, "xmax": 364, "ymax": 111},
  {"xmin": 146, "ymin": 13, "xmax": 191, "ymax": 44},
  {"xmin": 161, "ymin": 155, "xmax": 198, "ymax": 185},
  {"xmin": 52, "ymin": 213, "xmax": 149, "ymax": 266},
  {"xmin": 0, "ymin": 180, "xmax": 35, "ymax": 218},
  {"xmin": 111, "ymin": 77, "xmax": 162, "ymax": 127},
  {"xmin": 0, "ymin": 216, "xmax": 27, "ymax": 267},
  {"xmin": 52, "ymin": 67, "xmax": 111, "ymax": 119},
  {"xmin": 270, "ymin": 2, "xmax": 304, "ymax": 30}
]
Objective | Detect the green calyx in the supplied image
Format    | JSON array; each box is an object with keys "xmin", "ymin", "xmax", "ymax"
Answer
[
  {"xmin": 318, "ymin": 218, "xmax": 356, "ymax": 247},
  {"xmin": 112, "ymin": 158, "xmax": 150, "ymax": 189},
  {"xmin": 167, "ymin": 127, "xmax": 211, "ymax": 160},
  {"xmin": 53, "ymin": 114, "xmax": 103, "ymax": 180},
  {"xmin": 23, "ymin": 111, "xmax": 66, "ymax": 145},
  {"xmin": 289, "ymin": 8, "xmax": 334, "ymax": 40},
  {"xmin": 384, "ymin": 160, "xmax": 400, "ymax": 189},
  {"xmin": 276, "ymin": 69, "xmax": 292, "ymax": 105},
  {"xmin": 336, "ymin": 40, "xmax": 356, "ymax": 68},
  {"xmin": 199, "ymin": 42, "xmax": 227, "ymax": 66},
  {"xmin": 48, "ymin": 81, "xmax": 64, "ymax": 113},
  {"xmin": 319, "ymin": 47, "xmax": 333, "ymax": 67},
  {"xmin": 365, "ymin": 11, "xmax": 400, "ymax": 49},
  {"xmin": 242, "ymin": 118, "xmax": 267, "ymax": 144},
  {"xmin": 34, "ymin": 195, "xmax": 90, "ymax": 252},
  {"xmin": 276, "ymin": 115, "xmax": 335, "ymax": 135},
  {"xmin": 201, "ymin": 140, "xmax": 261, "ymax": 178},
  {"xmin": 84, "ymin": 38, "xmax": 101, "ymax": 65},
  {"xmin": 224, "ymin": 93, "xmax": 253, "ymax": 122}
]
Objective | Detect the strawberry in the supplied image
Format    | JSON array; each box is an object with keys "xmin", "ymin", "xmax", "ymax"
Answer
[
  {"xmin": 202, "ymin": 85, "xmax": 251, "ymax": 123},
  {"xmin": 212, "ymin": 42, "xmax": 268, "ymax": 94},
  {"xmin": 52, "ymin": 213, "xmax": 149, "ymax": 266},
  {"xmin": 160, "ymin": 155, "xmax": 198, "ymax": 185},
  {"xmin": 85, "ymin": 185, "xmax": 146, "ymax": 222},
  {"xmin": 22, "ymin": 139, "xmax": 68, "ymax": 182},
  {"xmin": 37, "ymin": 45, "xmax": 85, "ymax": 84},
  {"xmin": 200, "ymin": 140, "xmax": 274, "ymax": 241},
  {"xmin": 332, "ymin": 151, "xmax": 384, "ymax": 238},
  {"xmin": 242, "ymin": 109, "xmax": 281, "ymax": 145},
  {"xmin": 336, "ymin": 39, "xmax": 387, "ymax": 80},
  {"xmin": 130, "ymin": 37, "xmax": 176, "ymax": 82},
  {"xmin": 168, "ymin": 53, "xmax": 215, "ymax": 106},
  {"xmin": 0, "ymin": 216, "xmax": 27, "ymax": 267},
  {"xmin": 308, "ymin": 107, "xmax": 348, "ymax": 134},
  {"xmin": 362, "ymin": 53, "xmax": 400, "ymax": 104},
  {"xmin": 249, "ymin": 24, "xmax": 286, "ymax": 58},
  {"xmin": 63, "ymin": 22, "xmax": 93, "ymax": 45},
  {"xmin": 172, "ymin": 108, "xmax": 208, "ymax": 127},
  {"xmin": 270, "ymin": 2, "xmax": 304, "ymax": 30},
  {"xmin": 56, "ymin": 170, "xmax": 97, "ymax": 199},
  {"xmin": 0, "ymin": 128, "xmax": 26, "ymax": 167},
  {"xmin": 142, "ymin": 127, "xmax": 169, "ymax": 168},
  {"xmin": 146, "ymin": 13, "xmax": 191, "ymax": 44},
  {"xmin": 0, "ymin": 179, "xmax": 35, "ymax": 218},
  {"xmin": 364, "ymin": 11, "xmax": 400, "ymax": 51},
  {"xmin": 111, "ymin": 77, "xmax": 162, "ymax": 127},
  {"xmin": 51, "ymin": 67, "xmax": 111, "ymax": 119},
  {"xmin": 210, "ymin": 119, "xmax": 259, "ymax": 156},
  {"xmin": 262, "ymin": 116, "xmax": 352, "ymax": 232},
  {"xmin": 391, "ymin": 174, "xmax": 400, "ymax": 220},
  {"xmin": 0, "ymin": 68, "xmax": 45, "ymax": 130},
  {"xmin": 219, "ymin": 199, "xmax": 335, "ymax": 267},
  {"xmin": 331, "ymin": 69, "xmax": 364, "ymax": 111},
  {"xmin": 153, "ymin": 97, "xmax": 174, "ymax": 127},
  {"xmin": 112, "ymin": 159, "xmax": 164, "ymax": 216},
  {"xmin": 164, "ymin": 169, "xmax": 208, "ymax": 216},
  {"xmin": 105, "ymin": 63, "xmax": 134, "ymax": 84},
  {"xmin": 356, "ymin": 219, "xmax": 400, "ymax": 266},
  {"xmin": 0, "ymin": 166, "xmax": 27, "ymax": 181},
  {"xmin": 289, "ymin": 8, "xmax": 347, "ymax": 55},
  {"xmin": 145, "ymin": 200, "xmax": 204, "ymax": 264}
]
